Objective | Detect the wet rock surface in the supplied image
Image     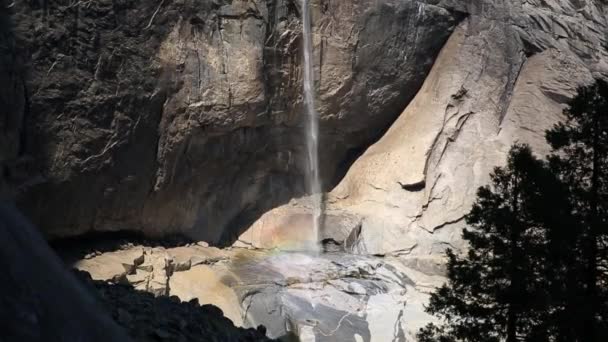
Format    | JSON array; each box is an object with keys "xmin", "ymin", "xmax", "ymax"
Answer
[{"xmin": 73, "ymin": 243, "xmax": 444, "ymax": 341}]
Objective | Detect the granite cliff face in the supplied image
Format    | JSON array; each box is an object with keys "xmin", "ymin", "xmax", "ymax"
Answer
[
  {"xmin": 74, "ymin": 241, "xmax": 441, "ymax": 341},
  {"xmin": 232, "ymin": 1, "xmax": 608, "ymax": 337},
  {"xmin": 3, "ymin": 0, "xmax": 608, "ymax": 341},
  {"xmin": 238, "ymin": 0, "xmax": 608, "ymax": 266},
  {"xmin": 327, "ymin": 0, "xmax": 608, "ymax": 265},
  {"xmin": 5, "ymin": 0, "xmax": 460, "ymax": 241},
  {"xmin": 3, "ymin": 0, "xmax": 607, "ymax": 249},
  {"xmin": 0, "ymin": 2, "xmax": 25, "ymax": 199}
]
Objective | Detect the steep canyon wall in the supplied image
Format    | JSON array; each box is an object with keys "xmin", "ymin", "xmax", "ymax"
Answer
[
  {"xmin": 3, "ymin": 0, "xmax": 608, "ymax": 267},
  {"xmin": 238, "ymin": 0, "xmax": 608, "ymax": 274},
  {"xmin": 5, "ymin": 0, "xmax": 461, "ymax": 242}
]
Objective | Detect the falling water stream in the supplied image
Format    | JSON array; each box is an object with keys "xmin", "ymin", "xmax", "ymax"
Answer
[{"xmin": 301, "ymin": 0, "xmax": 322, "ymax": 252}]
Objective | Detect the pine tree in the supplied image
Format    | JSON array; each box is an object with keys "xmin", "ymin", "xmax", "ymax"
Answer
[
  {"xmin": 417, "ymin": 145, "xmax": 565, "ymax": 341},
  {"xmin": 418, "ymin": 79, "xmax": 608, "ymax": 341},
  {"xmin": 545, "ymin": 79, "xmax": 608, "ymax": 341}
]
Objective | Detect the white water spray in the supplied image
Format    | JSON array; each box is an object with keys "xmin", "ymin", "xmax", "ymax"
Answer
[{"xmin": 301, "ymin": 0, "xmax": 322, "ymax": 252}]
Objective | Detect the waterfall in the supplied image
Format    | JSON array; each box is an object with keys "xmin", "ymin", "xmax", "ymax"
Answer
[{"xmin": 301, "ymin": 0, "xmax": 322, "ymax": 252}]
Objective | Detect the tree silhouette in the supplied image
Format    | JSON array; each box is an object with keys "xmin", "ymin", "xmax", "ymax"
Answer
[
  {"xmin": 545, "ymin": 79, "xmax": 608, "ymax": 341},
  {"xmin": 417, "ymin": 145, "xmax": 564, "ymax": 342}
]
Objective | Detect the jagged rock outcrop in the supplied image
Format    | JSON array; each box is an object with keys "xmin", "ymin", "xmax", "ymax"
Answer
[
  {"xmin": 237, "ymin": 0, "xmax": 608, "ymax": 275},
  {"xmin": 6, "ymin": 0, "xmax": 461, "ymax": 241}
]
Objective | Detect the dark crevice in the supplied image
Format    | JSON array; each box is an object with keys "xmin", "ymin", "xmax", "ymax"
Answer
[
  {"xmin": 330, "ymin": 144, "xmax": 366, "ymax": 188},
  {"xmin": 497, "ymin": 32, "xmax": 528, "ymax": 126},
  {"xmin": 261, "ymin": 0, "xmax": 277, "ymax": 119},
  {"xmin": 319, "ymin": 37, "xmax": 324, "ymax": 85},
  {"xmin": 344, "ymin": 222, "xmax": 362, "ymax": 251},
  {"xmin": 398, "ymin": 181, "xmax": 426, "ymax": 192},
  {"xmin": 49, "ymin": 229, "xmax": 194, "ymax": 263},
  {"xmin": 145, "ymin": 89, "xmax": 167, "ymax": 198}
]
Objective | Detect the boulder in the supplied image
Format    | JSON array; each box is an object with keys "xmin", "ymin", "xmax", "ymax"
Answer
[
  {"xmin": 169, "ymin": 265, "xmax": 244, "ymax": 326},
  {"xmin": 235, "ymin": 198, "xmax": 362, "ymax": 252},
  {"xmin": 76, "ymin": 247, "xmax": 145, "ymax": 281},
  {"xmin": 0, "ymin": 2, "xmax": 25, "ymax": 199}
]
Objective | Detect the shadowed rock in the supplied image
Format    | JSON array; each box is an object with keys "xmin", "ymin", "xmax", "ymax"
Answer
[
  {"xmin": 73, "ymin": 270, "xmax": 274, "ymax": 342},
  {"xmin": 0, "ymin": 202, "xmax": 131, "ymax": 341}
]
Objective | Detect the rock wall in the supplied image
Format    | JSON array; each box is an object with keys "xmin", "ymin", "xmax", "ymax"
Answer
[
  {"xmin": 238, "ymin": 0, "xmax": 608, "ymax": 274},
  {"xmin": 0, "ymin": 1, "xmax": 25, "ymax": 199},
  {"xmin": 7, "ymin": 0, "xmax": 461, "ymax": 241},
  {"xmin": 0, "ymin": 201, "xmax": 131, "ymax": 341}
]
